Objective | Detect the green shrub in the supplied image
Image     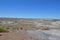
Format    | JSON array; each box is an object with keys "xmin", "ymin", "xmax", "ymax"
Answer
[{"xmin": 0, "ymin": 27, "xmax": 8, "ymax": 32}]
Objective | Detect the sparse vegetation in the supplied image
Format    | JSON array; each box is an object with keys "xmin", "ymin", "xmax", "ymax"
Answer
[
  {"xmin": 43, "ymin": 27, "xmax": 50, "ymax": 30},
  {"xmin": 0, "ymin": 27, "xmax": 9, "ymax": 32},
  {"xmin": 0, "ymin": 18, "xmax": 60, "ymax": 40}
]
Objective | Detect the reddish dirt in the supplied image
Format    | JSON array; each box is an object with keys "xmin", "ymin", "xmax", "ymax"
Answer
[{"xmin": 0, "ymin": 32, "xmax": 30, "ymax": 40}]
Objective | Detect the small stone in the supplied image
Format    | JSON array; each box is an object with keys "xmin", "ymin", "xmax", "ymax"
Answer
[{"xmin": 0, "ymin": 34, "xmax": 2, "ymax": 36}]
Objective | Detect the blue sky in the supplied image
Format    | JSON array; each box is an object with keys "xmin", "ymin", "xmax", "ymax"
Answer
[{"xmin": 0, "ymin": 0, "xmax": 60, "ymax": 18}]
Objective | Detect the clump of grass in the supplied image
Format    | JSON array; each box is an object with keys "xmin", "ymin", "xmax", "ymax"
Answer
[
  {"xmin": 0, "ymin": 27, "xmax": 9, "ymax": 32},
  {"xmin": 43, "ymin": 27, "xmax": 50, "ymax": 30},
  {"xmin": 40, "ymin": 26, "xmax": 50, "ymax": 30}
]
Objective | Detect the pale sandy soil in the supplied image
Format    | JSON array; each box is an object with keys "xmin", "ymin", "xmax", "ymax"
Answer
[
  {"xmin": 39, "ymin": 29, "xmax": 60, "ymax": 37},
  {"xmin": 38, "ymin": 29, "xmax": 60, "ymax": 40}
]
